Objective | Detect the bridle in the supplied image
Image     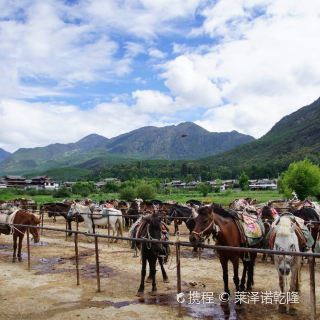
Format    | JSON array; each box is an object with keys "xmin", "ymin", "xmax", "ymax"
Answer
[{"xmin": 191, "ymin": 214, "xmax": 218, "ymax": 241}]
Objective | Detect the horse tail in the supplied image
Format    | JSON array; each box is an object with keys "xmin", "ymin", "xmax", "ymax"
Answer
[{"xmin": 117, "ymin": 217, "xmax": 123, "ymax": 237}]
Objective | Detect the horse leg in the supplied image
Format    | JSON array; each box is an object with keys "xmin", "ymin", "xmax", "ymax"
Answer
[
  {"xmin": 67, "ymin": 220, "xmax": 72, "ymax": 237},
  {"xmin": 174, "ymin": 221, "xmax": 178, "ymax": 235},
  {"xmin": 12, "ymin": 233, "xmax": 17, "ymax": 263},
  {"xmin": 150, "ymin": 256, "xmax": 157, "ymax": 294},
  {"xmin": 159, "ymin": 256, "xmax": 169, "ymax": 283},
  {"xmin": 240, "ymin": 260, "xmax": 248, "ymax": 292},
  {"xmin": 137, "ymin": 254, "xmax": 147, "ymax": 297},
  {"xmin": 220, "ymin": 256, "xmax": 230, "ymax": 301},
  {"xmin": 246, "ymin": 253, "xmax": 256, "ymax": 291},
  {"xmin": 18, "ymin": 235, "xmax": 23, "ymax": 262},
  {"xmin": 231, "ymin": 257, "xmax": 240, "ymax": 292},
  {"xmin": 278, "ymin": 275, "xmax": 287, "ymax": 313}
]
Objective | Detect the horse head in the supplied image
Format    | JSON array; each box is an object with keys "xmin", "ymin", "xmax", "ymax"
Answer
[
  {"xmin": 189, "ymin": 205, "xmax": 214, "ymax": 245},
  {"xmin": 29, "ymin": 213, "xmax": 41, "ymax": 243}
]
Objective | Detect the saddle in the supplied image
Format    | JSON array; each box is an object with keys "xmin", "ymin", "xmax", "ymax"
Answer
[
  {"xmin": 235, "ymin": 211, "xmax": 265, "ymax": 247},
  {"xmin": 267, "ymin": 214, "xmax": 309, "ymax": 251}
]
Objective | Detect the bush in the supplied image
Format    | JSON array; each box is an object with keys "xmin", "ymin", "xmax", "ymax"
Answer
[
  {"xmin": 53, "ymin": 187, "xmax": 71, "ymax": 198},
  {"xmin": 238, "ymin": 172, "xmax": 249, "ymax": 191},
  {"xmin": 120, "ymin": 187, "xmax": 137, "ymax": 201},
  {"xmin": 72, "ymin": 182, "xmax": 96, "ymax": 197},
  {"xmin": 136, "ymin": 184, "xmax": 156, "ymax": 200},
  {"xmin": 101, "ymin": 182, "xmax": 119, "ymax": 193},
  {"xmin": 280, "ymin": 159, "xmax": 320, "ymax": 200},
  {"xmin": 197, "ymin": 182, "xmax": 211, "ymax": 197}
]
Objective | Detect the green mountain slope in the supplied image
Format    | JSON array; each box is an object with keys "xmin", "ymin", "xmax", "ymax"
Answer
[
  {"xmin": 0, "ymin": 123, "xmax": 254, "ymax": 175},
  {"xmin": 201, "ymin": 97, "xmax": 320, "ymax": 178},
  {"xmin": 0, "ymin": 148, "xmax": 10, "ymax": 163}
]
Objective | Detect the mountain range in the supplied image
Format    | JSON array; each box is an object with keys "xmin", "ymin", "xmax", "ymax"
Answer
[
  {"xmin": 0, "ymin": 122, "xmax": 254, "ymax": 176},
  {"xmin": 0, "ymin": 148, "xmax": 10, "ymax": 163},
  {"xmin": 1, "ymin": 97, "xmax": 319, "ymax": 180}
]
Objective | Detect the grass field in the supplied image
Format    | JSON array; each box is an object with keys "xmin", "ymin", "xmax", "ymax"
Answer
[{"xmin": 0, "ymin": 189, "xmax": 283, "ymax": 206}]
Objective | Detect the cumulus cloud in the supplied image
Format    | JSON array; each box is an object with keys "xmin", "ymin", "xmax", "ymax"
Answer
[
  {"xmin": 166, "ymin": 0, "xmax": 320, "ymax": 136},
  {"xmin": 0, "ymin": 99, "xmax": 158, "ymax": 152},
  {"xmin": 1, "ymin": 0, "xmax": 320, "ymax": 151}
]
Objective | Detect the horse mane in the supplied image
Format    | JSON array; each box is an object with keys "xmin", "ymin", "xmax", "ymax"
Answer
[{"xmin": 211, "ymin": 203, "xmax": 236, "ymax": 218}]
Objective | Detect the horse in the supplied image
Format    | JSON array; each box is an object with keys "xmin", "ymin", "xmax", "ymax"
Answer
[
  {"xmin": 0, "ymin": 209, "xmax": 40, "ymax": 262},
  {"xmin": 190, "ymin": 204, "xmax": 260, "ymax": 301},
  {"xmin": 290, "ymin": 206, "xmax": 320, "ymax": 251},
  {"xmin": 126, "ymin": 200, "xmax": 143, "ymax": 227},
  {"xmin": 131, "ymin": 213, "xmax": 169, "ymax": 297},
  {"xmin": 259, "ymin": 205, "xmax": 279, "ymax": 261},
  {"xmin": 269, "ymin": 215, "xmax": 302, "ymax": 314},
  {"xmin": 166, "ymin": 204, "xmax": 197, "ymax": 236},
  {"xmin": 40, "ymin": 202, "xmax": 84, "ymax": 236},
  {"xmin": 68, "ymin": 203, "xmax": 123, "ymax": 240}
]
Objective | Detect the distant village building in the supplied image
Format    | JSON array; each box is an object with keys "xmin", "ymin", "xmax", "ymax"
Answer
[
  {"xmin": 1, "ymin": 175, "xmax": 59, "ymax": 190},
  {"xmin": 3, "ymin": 175, "xmax": 26, "ymax": 188},
  {"xmin": 27, "ymin": 176, "xmax": 59, "ymax": 190},
  {"xmin": 95, "ymin": 178, "xmax": 121, "ymax": 189},
  {"xmin": 249, "ymin": 179, "xmax": 277, "ymax": 190}
]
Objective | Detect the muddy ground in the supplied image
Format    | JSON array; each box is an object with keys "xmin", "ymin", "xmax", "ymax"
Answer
[{"xmin": 0, "ymin": 218, "xmax": 319, "ymax": 320}]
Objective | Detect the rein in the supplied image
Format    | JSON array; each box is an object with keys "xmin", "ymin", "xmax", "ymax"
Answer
[{"xmin": 192, "ymin": 214, "xmax": 217, "ymax": 240}]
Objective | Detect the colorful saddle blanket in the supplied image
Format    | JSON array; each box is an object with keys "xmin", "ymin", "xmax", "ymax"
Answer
[
  {"xmin": 265, "ymin": 213, "xmax": 314, "ymax": 251},
  {"xmin": 237, "ymin": 212, "xmax": 265, "ymax": 247}
]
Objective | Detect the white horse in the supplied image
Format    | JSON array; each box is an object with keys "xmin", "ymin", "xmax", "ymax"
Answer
[
  {"xmin": 68, "ymin": 203, "xmax": 123, "ymax": 241},
  {"xmin": 272, "ymin": 216, "xmax": 302, "ymax": 314}
]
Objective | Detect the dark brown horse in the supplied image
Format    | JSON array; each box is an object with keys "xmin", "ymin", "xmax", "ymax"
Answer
[
  {"xmin": 190, "ymin": 205, "xmax": 257, "ymax": 301},
  {"xmin": 0, "ymin": 210, "xmax": 40, "ymax": 262},
  {"xmin": 40, "ymin": 202, "xmax": 83, "ymax": 236},
  {"xmin": 132, "ymin": 213, "xmax": 169, "ymax": 297}
]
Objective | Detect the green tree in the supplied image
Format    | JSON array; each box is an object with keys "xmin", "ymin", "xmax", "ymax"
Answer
[
  {"xmin": 119, "ymin": 187, "xmax": 137, "ymax": 201},
  {"xmin": 238, "ymin": 172, "xmax": 249, "ymax": 191},
  {"xmin": 72, "ymin": 182, "xmax": 96, "ymax": 197},
  {"xmin": 101, "ymin": 182, "xmax": 119, "ymax": 193},
  {"xmin": 281, "ymin": 159, "xmax": 320, "ymax": 200},
  {"xmin": 197, "ymin": 182, "xmax": 211, "ymax": 197},
  {"xmin": 136, "ymin": 184, "xmax": 156, "ymax": 200},
  {"xmin": 53, "ymin": 187, "xmax": 71, "ymax": 198}
]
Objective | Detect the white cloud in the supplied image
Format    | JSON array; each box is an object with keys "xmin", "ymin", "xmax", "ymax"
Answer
[
  {"xmin": 166, "ymin": 0, "xmax": 320, "ymax": 137},
  {"xmin": 148, "ymin": 48, "xmax": 167, "ymax": 59},
  {"xmin": 161, "ymin": 55, "xmax": 222, "ymax": 109},
  {"xmin": 0, "ymin": 99, "xmax": 158, "ymax": 152},
  {"xmin": 133, "ymin": 90, "xmax": 174, "ymax": 113}
]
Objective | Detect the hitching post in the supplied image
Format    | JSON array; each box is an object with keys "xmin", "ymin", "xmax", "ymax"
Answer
[
  {"xmin": 175, "ymin": 240, "xmax": 182, "ymax": 317},
  {"xmin": 26, "ymin": 227, "xmax": 30, "ymax": 271},
  {"xmin": 309, "ymin": 256, "xmax": 316, "ymax": 320},
  {"xmin": 94, "ymin": 235, "xmax": 101, "ymax": 292}
]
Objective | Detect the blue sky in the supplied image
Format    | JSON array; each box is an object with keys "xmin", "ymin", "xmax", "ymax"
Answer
[{"xmin": 1, "ymin": 0, "xmax": 320, "ymax": 152}]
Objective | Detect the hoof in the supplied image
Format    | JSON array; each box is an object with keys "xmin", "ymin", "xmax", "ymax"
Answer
[
  {"xmin": 12, "ymin": 258, "xmax": 16, "ymax": 263},
  {"xmin": 18, "ymin": 257, "xmax": 22, "ymax": 262},
  {"xmin": 150, "ymin": 290, "xmax": 157, "ymax": 296},
  {"xmin": 163, "ymin": 278, "xmax": 170, "ymax": 283},
  {"xmin": 136, "ymin": 291, "xmax": 144, "ymax": 297},
  {"xmin": 146, "ymin": 277, "xmax": 152, "ymax": 283},
  {"xmin": 288, "ymin": 307, "xmax": 297, "ymax": 316},
  {"xmin": 278, "ymin": 305, "xmax": 287, "ymax": 314}
]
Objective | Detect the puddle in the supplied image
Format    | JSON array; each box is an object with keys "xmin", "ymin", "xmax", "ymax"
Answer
[
  {"xmin": 81, "ymin": 264, "xmax": 115, "ymax": 279},
  {"xmin": 138, "ymin": 293, "xmax": 239, "ymax": 319}
]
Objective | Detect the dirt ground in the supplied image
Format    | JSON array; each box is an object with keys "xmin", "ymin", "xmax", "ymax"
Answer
[{"xmin": 0, "ymin": 218, "xmax": 319, "ymax": 320}]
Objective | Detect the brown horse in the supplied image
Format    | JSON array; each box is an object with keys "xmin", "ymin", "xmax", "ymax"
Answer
[
  {"xmin": 190, "ymin": 205, "xmax": 257, "ymax": 301},
  {"xmin": 1, "ymin": 210, "xmax": 41, "ymax": 262}
]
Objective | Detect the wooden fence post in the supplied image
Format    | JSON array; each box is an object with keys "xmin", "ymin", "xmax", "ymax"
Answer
[
  {"xmin": 309, "ymin": 256, "xmax": 316, "ymax": 320},
  {"xmin": 94, "ymin": 235, "xmax": 101, "ymax": 292}
]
